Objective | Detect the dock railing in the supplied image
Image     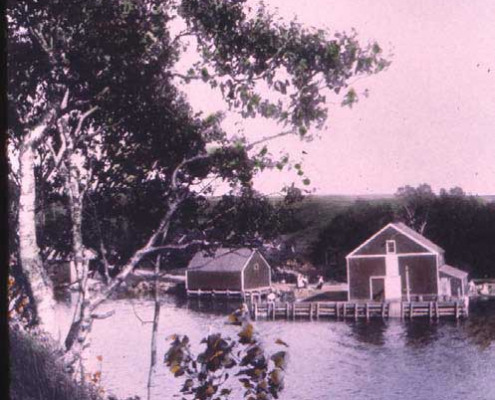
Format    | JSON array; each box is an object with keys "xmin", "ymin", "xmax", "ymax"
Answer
[{"xmin": 248, "ymin": 300, "xmax": 468, "ymax": 321}]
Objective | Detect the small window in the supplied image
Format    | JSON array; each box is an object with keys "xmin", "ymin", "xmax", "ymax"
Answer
[
  {"xmin": 253, "ymin": 263, "xmax": 260, "ymax": 271},
  {"xmin": 386, "ymin": 240, "xmax": 396, "ymax": 254}
]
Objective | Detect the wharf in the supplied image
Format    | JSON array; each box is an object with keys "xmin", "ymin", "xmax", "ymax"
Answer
[{"xmin": 248, "ymin": 300, "xmax": 469, "ymax": 321}]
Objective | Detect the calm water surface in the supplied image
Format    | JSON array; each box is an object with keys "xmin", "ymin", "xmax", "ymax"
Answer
[{"xmin": 56, "ymin": 297, "xmax": 495, "ymax": 400}]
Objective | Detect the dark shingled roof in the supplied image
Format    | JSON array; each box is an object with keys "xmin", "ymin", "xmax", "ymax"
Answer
[
  {"xmin": 392, "ymin": 222, "xmax": 445, "ymax": 254},
  {"xmin": 187, "ymin": 248, "xmax": 254, "ymax": 272}
]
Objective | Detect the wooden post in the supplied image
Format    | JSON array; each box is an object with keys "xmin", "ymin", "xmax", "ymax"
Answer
[
  {"xmin": 409, "ymin": 302, "xmax": 413, "ymax": 320},
  {"xmin": 400, "ymin": 302, "xmax": 404, "ymax": 319},
  {"xmin": 286, "ymin": 302, "xmax": 290, "ymax": 320},
  {"xmin": 292, "ymin": 303, "xmax": 296, "ymax": 321},
  {"xmin": 435, "ymin": 302, "xmax": 439, "ymax": 320},
  {"xmin": 253, "ymin": 302, "xmax": 258, "ymax": 321},
  {"xmin": 429, "ymin": 301, "xmax": 433, "ymax": 320},
  {"xmin": 405, "ymin": 266, "xmax": 411, "ymax": 303},
  {"xmin": 271, "ymin": 303, "xmax": 276, "ymax": 320},
  {"xmin": 365, "ymin": 303, "xmax": 370, "ymax": 321},
  {"xmin": 354, "ymin": 303, "xmax": 358, "ymax": 320},
  {"xmin": 343, "ymin": 303, "xmax": 347, "ymax": 318},
  {"xmin": 309, "ymin": 303, "xmax": 313, "ymax": 320},
  {"xmin": 455, "ymin": 301, "xmax": 459, "ymax": 320},
  {"xmin": 381, "ymin": 303, "xmax": 386, "ymax": 319},
  {"xmin": 336, "ymin": 302, "xmax": 340, "ymax": 319}
]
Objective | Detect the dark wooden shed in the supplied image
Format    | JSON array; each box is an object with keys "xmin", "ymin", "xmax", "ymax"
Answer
[
  {"xmin": 439, "ymin": 264, "xmax": 468, "ymax": 298},
  {"xmin": 346, "ymin": 222, "xmax": 468, "ymax": 301},
  {"xmin": 186, "ymin": 248, "xmax": 272, "ymax": 296}
]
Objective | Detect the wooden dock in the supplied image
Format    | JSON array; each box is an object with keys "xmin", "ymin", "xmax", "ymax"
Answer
[
  {"xmin": 186, "ymin": 288, "xmax": 270, "ymax": 300},
  {"xmin": 248, "ymin": 300, "xmax": 468, "ymax": 321}
]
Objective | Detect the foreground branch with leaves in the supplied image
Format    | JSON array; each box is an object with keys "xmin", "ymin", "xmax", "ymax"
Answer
[{"xmin": 164, "ymin": 307, "xmax": 288, "ymax": 400}]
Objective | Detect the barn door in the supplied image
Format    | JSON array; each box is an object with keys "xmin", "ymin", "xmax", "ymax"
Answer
[{"xmin": 371, "ymin": 277, "xmax": 385, "ymax": 301}]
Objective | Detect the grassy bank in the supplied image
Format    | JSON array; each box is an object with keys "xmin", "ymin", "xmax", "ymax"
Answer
[{"xmin": 9, "ymin": 328, "xmax": 102, "ymax": 400}]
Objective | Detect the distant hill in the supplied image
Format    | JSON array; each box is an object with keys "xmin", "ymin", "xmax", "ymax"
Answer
[
  {"xmin": 279, "ymin": 193, "xmax": 494, "ymax": 257},
  {"xmin": 482, "ymin": 195, "xmax": 495, "ymax": 203}
]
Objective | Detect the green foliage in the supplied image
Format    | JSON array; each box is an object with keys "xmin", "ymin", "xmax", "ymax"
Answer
[
  {"xmin": 395, "ymin": 184, "xmax": 436, "ymax": 233},
  {"xmin": 180, "ymin": 0, "xmax": 389, "ymax": 133},
  {"xmin": 426, "ymin": 189, "xmax": 495, "ymax": 278},
  {"xmin": 309, "ymin": 186, "xmax": 495, "ymax": 280},
  {"xmin": 165, "ymin": 308, "xmax": 288, "ymax": 400},
  {"xmin": 9, "ymin": 328, "xmax": 103, "ymax": 400},
  {"xmin": 311, "ymin": 200, "xmax": 395, "ymax": 280},
  {"xmin": 8, "ymin": 0, "xmax": 389, "ymax": 294}
]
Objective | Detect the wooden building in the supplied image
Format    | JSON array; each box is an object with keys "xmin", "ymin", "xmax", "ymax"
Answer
[
  {"xmin": 46, "ymin": 247, "xmax": 98, "ymax": 287},
  {"xmin": 471, "ymin": 278, "xmax": 495, "ymax": 296},
  {"xmin": 186, "ymin": 248, "xmax": 272, "ymax": 296},
  {"xmin": 346, "ymin": 222, "xmax": 468, "ymax": 301}
]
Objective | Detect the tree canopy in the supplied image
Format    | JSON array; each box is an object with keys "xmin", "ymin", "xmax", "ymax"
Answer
[
  {"xmin": 310, "ymin": 186, "xmax": 495, "ymax": 280},
  {"xmin": 8, "ymin": 0, "xmax": 390, "ymax": 368}
]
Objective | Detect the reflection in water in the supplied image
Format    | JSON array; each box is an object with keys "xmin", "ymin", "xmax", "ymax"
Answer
[
  {"xmin": 465, "ymin": 299, "xmax": 495, "ymax": 349},
  {"xmin": 403, "ymin": 320, "xmax": 439, "ymax": 348},
  {"xmin": 54, "ymin": 297, "xmax": 495, "ymax": 400},
  {"xmin": 349, "ymin": 319, "xmax": 387, "ymax": 346},
  {"xmin": 183, "ymin": 297, "xmax": 243, "ymax": 316}
]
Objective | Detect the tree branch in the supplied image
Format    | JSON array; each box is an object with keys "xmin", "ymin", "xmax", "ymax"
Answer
[
  {"xmin": 72, "ymin": 106, "xmax": 99, "ymax": 138},
  {"xmin": 171, "ymin": 154, "xmax": 211, "ymax": 188},
  {"xmin": 245, "ymin": 129, "xmax": 295, "ymax": 151},
  {"xmin": 90, "ymin": 310, "xmax": 115, "ymax": 320},
  {"xmin": 171, "ymin": 30, "xmax": 194, "ymax": 45},
  {"xmin": 26, "ymin": 108, "xmax": 57, "ymax": 147}
]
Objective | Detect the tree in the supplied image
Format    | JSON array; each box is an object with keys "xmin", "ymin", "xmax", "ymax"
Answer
[
  {"xmin": 8, "ymin": 0, "xmax": 176, "ymax": 335},
  {"xmin": 311, "ymin": 200, "xmax": 395, "ymax": 280},
  {"xmin": 9, "ymin": 0, "xmax": 389, "ymax": 373},
  {"xmin": 395, "ymin": 184, "xmax": 436, "ymax": 234},
  {"xmin": 427, "ymin": 188, "xmax": 495, "ymax": 278}
]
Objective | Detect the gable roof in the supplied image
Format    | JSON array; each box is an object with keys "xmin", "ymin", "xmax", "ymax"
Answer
[
  {"xmin": 187, "ymin": 248, "xmax": 254, "ymax": 272},
  {"xmin": 392, "ymin": 222, "xmax": 444, "ymax": 254},
  {"xmin": 347, "ymin": 222, "xmax": 444, "ymax": 257},
  {"xmin": 439, "ymin": 264, "xmax": 468, "ymax": 279}
]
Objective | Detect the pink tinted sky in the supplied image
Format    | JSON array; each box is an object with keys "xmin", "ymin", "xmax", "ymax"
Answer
[{"xmin": 182, "ymin": 0, "xmax": 495, "ymax": 196}]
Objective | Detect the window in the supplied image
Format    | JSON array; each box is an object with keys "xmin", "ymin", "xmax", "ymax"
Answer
[
  {"xmin": 386, "ymin": 240, "xmax": 396, "ymax": 254},
  {"xmin": 253, "ymin": 263, "xmax": 260, "ymax": 271}
]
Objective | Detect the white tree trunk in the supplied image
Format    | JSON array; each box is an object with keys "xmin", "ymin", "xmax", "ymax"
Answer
[
  {"xmin": 18, "ymin": 143, "xmax": 57, "ymax": 337},
  {"xmin": 64, "ymin": 163, "xmax": 94, "ymax": 372}
]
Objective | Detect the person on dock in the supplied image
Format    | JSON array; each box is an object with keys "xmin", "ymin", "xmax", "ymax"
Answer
[{"xmin": 316, "ymin": 275, "xmax": 324, "ymax": 290}]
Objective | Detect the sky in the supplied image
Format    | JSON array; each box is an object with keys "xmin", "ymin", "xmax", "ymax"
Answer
[{"xmin": 180, "ymin": 0, "xmax": 495, "ymax": 196}]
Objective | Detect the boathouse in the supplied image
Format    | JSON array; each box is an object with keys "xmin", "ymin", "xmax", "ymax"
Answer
[
  {"xmin": 346, "ymin": 222, "xmax": 468, "ymax": 301},
  {"xmin": 186, "ymin": 248, "xmax": 272, "ymax": 296}
]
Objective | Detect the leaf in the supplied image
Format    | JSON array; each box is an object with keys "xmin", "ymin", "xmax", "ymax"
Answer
[
  {"xmin": 170, "ymin": 365, "xmax": 181, "ymax": 374},
  {"xmin": 227, "ymin": 313, "xmax": 240, "ymax": 324},
  {"xmin": 238, "ymin": 323, "xmax": 254, "ymax": 344},
  {"xmin": 270, "ymin": 351, "xmax": 287, "ymax": 370},
  {"xmin": 275, "ymin": 339, "xmax": 289, "ymax": 348}
]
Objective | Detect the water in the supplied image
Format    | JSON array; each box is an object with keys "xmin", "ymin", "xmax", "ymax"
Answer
[{"xmin": 56, "ymin": 297, "xmax": 495, "ymax": 400}]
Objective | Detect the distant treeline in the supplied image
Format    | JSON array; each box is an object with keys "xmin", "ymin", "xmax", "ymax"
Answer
[
  {"xmin": 310, "ymin": 185, "xmax": 495, "ymax": 280},
  {"xmin": 9, "ymin": 178, "xmax": 494, "ymax": 281}
]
